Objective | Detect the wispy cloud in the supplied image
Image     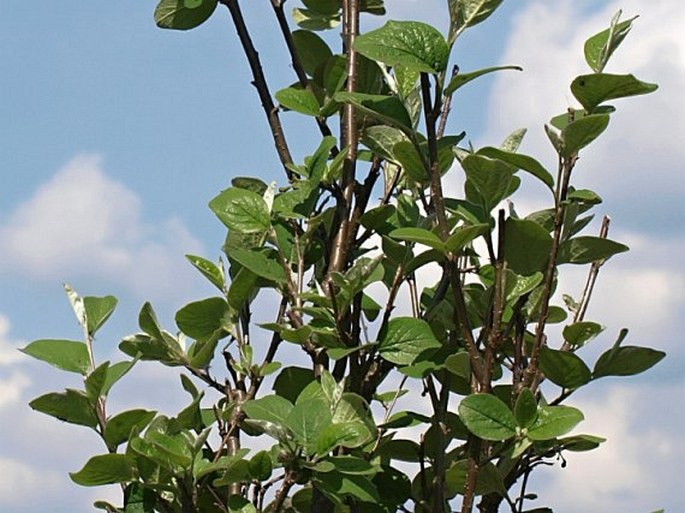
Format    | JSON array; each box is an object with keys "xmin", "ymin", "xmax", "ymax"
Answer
[
  {"xmin": 531, "ymin": 382, "xmax": 684, "ymax": 513},
  {"xmin": 481, "ymin": 2, "xmax": 684, "ymax": 511},
  {"xmin": 481, "ymin": 0, "xmax": 685, "ymax": 231},
  {"xmin": 0, "ymin": 154, "xmax": 205, "ymax": 303}
]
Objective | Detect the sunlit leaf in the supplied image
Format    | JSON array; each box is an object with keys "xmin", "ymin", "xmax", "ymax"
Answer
[
  {"xmin": 445, "ymin": 65, "xmax": 521, "ymax": 95},
  {"xmin": 209, "ymin": 187, "xmax": 270, "ymax": 234},
  {"xmin": 70, "ymin": 454, "xmax": 135, "ymax": 486},
  {"xmin": 154, "ymin": 0, "xmax": 218, "ymax": 30},
  {"xmin": 526, "ymin": 405, "xmax": 583, "ymax": 440},
  {"xmin": 21, "ymin": 339, "xmax": 90, "ymax": 375},
  {"xmin": 458, "ymin": 394, "xmax": 517, "ymax": 441},
  {"xmin": 354, "ymin": 20, "xmax": 449, "ymax": 73},
  {"xmin": 378, "ymin": 317, "xmax": 441, "ymax": 365},
  {"xmin": 571, "ymin": 73, "xmax": 657, "ymax": 112}
]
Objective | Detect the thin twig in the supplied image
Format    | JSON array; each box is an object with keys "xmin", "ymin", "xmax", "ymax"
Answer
[
  {"xmin": 220, "ymin": 0, "xmax": 294, "ymax": 177},
  {"xmin": 574, "ymin": 216, "xmax": 611, "ymax": 323}
]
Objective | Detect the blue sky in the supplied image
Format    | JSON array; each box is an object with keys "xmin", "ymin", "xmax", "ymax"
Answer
[{"xmin": 1, "ymin": 1, "xmax": 683, "ymax": 512}]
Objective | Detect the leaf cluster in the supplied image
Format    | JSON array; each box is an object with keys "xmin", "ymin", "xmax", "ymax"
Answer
[{"xmin": 24, "ymin": 4, "xmax": 664, "ymax": 513}]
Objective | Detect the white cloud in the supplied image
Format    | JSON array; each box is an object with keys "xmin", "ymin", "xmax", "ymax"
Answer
[
  {"xmin": 0, "ymin": 314, "xmax": 30, "ymax": 411},
  {"xmin": 484, "ymin": 4, "xmax": 685, "ymax": 511},
  {"xmin": 556, "ymin": 232, "xmax": 684, "ymax": 346},
  {"xmin": 531, "ymin": 382, "xmax": 685, "ymax": 513},
  {"xmin": 0, "ymin": 154, "xmax": 204, "ymax": 302},
  {"xmin": 482, "ymin": 0, "xmax": 685, "ymax": 225},
  {"xmin": 0, "ymin": 314, "xmax": 23, "ymax": 367},
  {"xmin": 0, "ymin": 371, "xmax": 30, "ymax": 411},
  {"xmin": 0, "ymin": 457, "xmax": 63, "ymax": 510}
]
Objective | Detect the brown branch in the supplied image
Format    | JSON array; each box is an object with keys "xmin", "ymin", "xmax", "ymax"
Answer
[
  {"xmin": 437, "ymin": 65, "xmax": 459, "ymax": 138},
  {"xmin": 269, "ymin": 0, "xmax": 338, "ymax": 148},
  {"xmin": 327, "ymin": 0, "xmax": 360, "ymax": 277},
  {"xmin": 482, "ymin": 209, "xmax": 507, "ymax": 391},
  {"xmin": 526, "ymin": 152, "xmax": 578, "ymax": 390},
  {"xmin": 574, "ymin": 215, "xmax": 611, "ymax": 323},
  {"xmin": 220, "ymin": 0, "xmax": 294, "ymax": 177}
]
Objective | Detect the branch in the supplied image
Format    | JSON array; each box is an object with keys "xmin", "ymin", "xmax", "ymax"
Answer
[
  {"xmin": 574, "ymin": 215, "xmax": 611, "ymax": 323},
  {"xmin": 526, "ymin": 151, "xmax": 578, "ymax": 390},
  {"xmin": 220, "ymin": 0, "xmax": 294, "ymax": 177},
  {"xmin": 327, "ymin": 0, "xmax": 360, "ymax": 277},
  {"xmin": 269, "ymin": 0, "xmax": 339, "ymax": 149}
]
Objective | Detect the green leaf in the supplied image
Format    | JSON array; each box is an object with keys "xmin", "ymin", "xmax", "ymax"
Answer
[
  {"xmin": 389, "ymin": 227, "xmax": 444, "ymax": 251},
  {"xmin": 104, "ymin": 409, "xmax": 157, "ymax": 449},
  {"xmin": 21, "ymin": 339, "xmax": 90, "ymax": 375},
  {"xmin": 563, "ymin": 321, "xmax": 604, "ymax": 347},
  {"xmin": 292, "ymin": 8, "xmax": 340, "ymax": 31},
  {"xmin": 138, "ymin": 302, "xmax": 165, "ymax": 341},
  {"xmin": 359, "ymin": 0, "xmax": 385, "ymax": 15},
  {"xmin": 539, "ymin": 346, "xmax": 592, "ymax": 389},
  {"xmin": 242, "ymin": 395, "xmax": 293, "ymax": 425},
  {"xmin": 451, "ymin": 0, "xmax": 504, "ymax": 35},
  {"xmin": 445, "ymin": 224, "xmax": 488, "ymax": 253},
  {"xmin": 444, "ymin": 352, "xmax": 470, "ymax": 379},
  {"xmin": 444, "ymin": 459, "xmax": 505, "ymax": 497},
  {"xmin": 307, "ymin": 135, "xmax": 337, "ymax": 182},
  {"xmin": 558, "ymin": 236, "xmax": 628, "ymax": 264},
  {"xmin": 514, "ymin": 388, "xmax": 538, "ymax": 429},
  {"xmin": 316, "ymin": 421, "xmax": 371, "ymax": 454},
  {"xmin": 334, "ymin": 92, "xmax": 413, "ymax": 132},
  {"xmin": 209, "ymin": 187, "xmax": 270, "ymax": 234},
  {"xmin": 503, "ymin": 218, "xmax": 553, "ymax": 276},
  {"xmin": 102, "ymin": 359, "xmax": 137, "ymax": 396},
  {"xmin": 275, "ymin": 86, "xmax": 321, "ymax": 117},
  {"xmin": 527, "ymin": 405, "xmax": 584, "ymax": 440},
  {"xmin": 273, "ymin": 366, "xmax": 315, "ymax": 403},
  {"xmin": 593, "ymin": 346, "xmax": 665, "ymax": 379},
  {"xmin": 378, "ymin": 317, "xmax": 441, "ymax": 365},
  {"xmin": 550, "ymin": 106, "xmax": 616, "ymax": 131},
  {"xmin": 301, "ymin": 0, "xmax": 339, "ymax": 15},
  {"xmin": 227, "ymin": 267, "xmax": 259, "ymax": 309},
  {"xmin": 477, "ymin": 146, "xmax": 554, "ymax": 190},
  {"xmin": 70, "ymin": 454, "xmax": 135, "ymax": 486},
  {"xmin": 228, "ymin": 247, "xmax": 287, "ymax": 284},
  {"xmin": 122, "ymin": 482, "xmax": 156, "ymax": 513},
  {"xmin": 185, "ymin": 255, "xmax": 225, "ymax": 292},
  {"xmin": 249, "ymin": 451, "xmax": 273, "ymax": 481},
  {"xmin": 154, "ymin": 0, "xmax": 218, "ymax": 30},
  {"xmin": 461, "ymin": 154, "xmax": 514, "ymax": 212},
  {"xmin": 83, "ymin": 295, "xmax": 117, "ymax": 336},
  {"xmin": 286, "ymin": 398, "xmax": 332, "ymax": 455},
  {"xmin": 175, "ymin": 297, "xmax": 230, "ymax": 341},
  {"xmin": 119, "ymin": 333, "xmax": 181, "ymax": 366},
  {"xmin": 85, "ymin": 361, "xmax": 109, "ymax": 400},
  {"xmin": 29, "ymin": 389, "xmax": 97, "ymax": 428},
  {"xmin": 315, "ymin": 471, "xmax": 380, "ymax": 503},
  {"xmin": 571, "ymin": 73, "xmax": 657, "ymax": 112},
  {"xmin": 560, "ymin": 433, "xmax": 605, "ymax": 452},
  {"xmin": 147, "ymin": 431, "xmax": 192, "ymax": 468},
  {"xmin": 292, "ymin": 30, "xmax": 333, "ymax": 76},
  {"xmin": 458, "ymin": 394, "xmax": 517, "ymax": 441},
  {"xmin": 353, "ymin": 20, "xmax": 449, "ymax": 74},
  {"xmin": 362, "ymin": 125, "xmax": 411, "ymax": 162},
  {"xmin": 332, "ymin": 393, "xmax": 376, "ymax": 439},
  {"xmin": 505, "ymin": 271, "xmax": 544, "ymax": 302},
  {"xmin": 584, "ymin": 11, "xmax": 637, "ymax": 73},
  {"xmin": 445, "ymin": 65, "xmax": 521, "ymax": 95},
  {"xmin": 393, "ymin": 140, "xmax": 428, "ymax": 183},
  {"xmin": 326, "ymin": 456, "xmax": 378, "ymax": 475},
  {"xmin": 64, "ymin": 284, "xmax": 87, "ymax": 330},
  {"xmin": 561, "ymin": 114, "xmax": 610, "ymax": 157}
]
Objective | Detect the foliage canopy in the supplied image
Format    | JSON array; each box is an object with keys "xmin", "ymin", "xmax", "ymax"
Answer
[{"xmin": 24, "ymin": 2, "xmax": 663, "ymax": 513}]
